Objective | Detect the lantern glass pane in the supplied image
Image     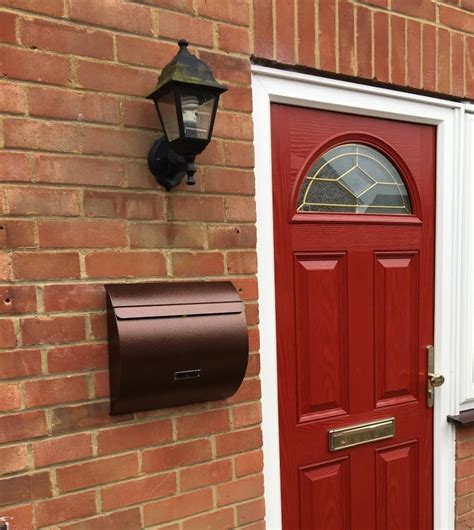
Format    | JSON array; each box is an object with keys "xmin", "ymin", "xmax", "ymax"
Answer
[
  {"xmin": 180, "ymin": 91, "xmax": 216, "ymax": 140},
  {"xmin": 157, "ymin": 91, "xmax": 180, "ymax": 142}
]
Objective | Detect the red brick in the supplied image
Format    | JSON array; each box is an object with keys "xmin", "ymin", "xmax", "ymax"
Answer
[
  {"xmin": 457, "ymin": 458, "xmax": 474, "ymax": 478},
  {"xmin": 298, "ymin": 0, "xmax": 316, "ymax": 67},
  {"xmin": 235, "ymin": 450, "xmax": 264, "ymax": 477},
  {"xmin": 78, "ymin": 59, "xmax": 156, "ymax": 97},
  {"xmin": 182, "ymin": 507, "xmax": 235, "ymax": 530},
  {"xmin": 254, "ymin": 0, "xmax": 273, "ymax": 58},
  {"xmin": 0, "ymin": 319, "xmax": 17, "ymax": 348},
  {"xmin": 225, "ymin": 196, "xmax": 256, "ymax": 222},
  {"xmin": 69, "ymin": 0, "xmax": 153, "ymax": 35},
  {"xmin": 117, "ymin": 35, "xmax": 176, "ymax": 69},
  {"xmin": 0, "ymin": 504, "xmax": 33, "ymax": 529},
  {"xmin": 44, "ymin": 283, "xmax": 105, "ymax": 312},
  {"xmin": 0, "ymin": 348, "xmax": 41, "ymax": 379},
  {"xmin": 197, "ymin": 0, "xmax": 249, "ymax": 25},
  {"xmin": 21, "ymin": 315, "xmax": 85, "ymax": 345},
  {"xmin": 221, "ymin": 85, "xmax": 252, "ymax": 112},
  {"xmin": 423, "ymin": 24, "xmax": 437, "ymax": 92},
  {"xmin": 171, "ymin": 252, "xmax": 225, "ymax": 277},
  {"xmin": 181, "ymin": 459, "xmax": 233, "ymax": 492},
  {"xmin": 197, "ymin": 138, "xmax": 224, "ymax": 166},
  {"xmin": 38, "ymin": 220, "xmax": 126, "ymax": 248},
  {"xmin": 13, "ymin": 252, "xmax": 79, "ymax": 280},
  {"xmin": 356, "ymin": 6, "xmax": 373, "ymax": 79},
  {"xmin": 0, "ymin": 12, "xmax": 16, "ymax": 44},
  {"xmin": 141, "ymin": 0, "xmax": 193, "ymax": 10},
  {"xmin": 25, "ymin": 375, "xmax": 88, "ymax": 407},
  {"xmin": 97, "ymin": 419, "xmax": 172, "ymax": 455},
  {"xmin": 4, "ymin": 118, "xmax": 81, "ymax": 153},
  {"xmin": 0, "ymin": 410, "xmax": 47, "ymax": 443},
  {"xmin": 203, "ymin": 167, "xmax": 255, "ymax": 195},
  {"xmin": 217, "ymin": 474, "xmax": 264, "ymax": 506},
  {"xmin": 245, "ymin": 303, "xmax": 259, "ymax": 325},
  {"xmin": 0, "ymin": 46, "xmax": 70, "ymax": 85},
  {"xmin": 227, "ymin": 378, "xmax": 261, "ymax": 403},
  {"xmin": 85, "ymin": 251, "xmax": 167, "ymax": 278},
  {"xmin": 94, "ymin": 371, "xmax": 109, "ymax": 398},
  {"xmin": 275, "ymin": 0, "xmax": 295, "ymax": 63},
  {"xmin": 0, "ymin": 444, "xmax": 28, "ymax": 474},
  {"xmin": 82, "ymin": 126, "xmax": 153, "ymax": 158},
  {"xmin": 48, "ymin": 343, "xmax": 108, "ymax": 373},
  {"xmin": 0, "ymin": 81, "xmax": 26, "ymax": 114},
  {"xmin": 392, "ymin": 0, "xmax": 436, "ymax": 19},
  {"xmin": 142, "ymin": 439, "xmax": 212, "ymax": 473},
  {"xmin": 89, "ymin": 313, "xmax": 107, "ymax": 340},
  {"xmin": 223, "ymin": 140, "xmax": 254, "ymax": 168},
  {"xmin": 338, "ymin": 1, "xmax": 355, "ymax": 75},
  {"xmin": 169, "ymin": 196, "xmax": 225, "ymax": 222},
  {"xmin": 468, "ymin": 36, "xmax": 474, "ymax": 98},
  {"xmin": 61, "ymin": 508, "xmax": 142, "ymax": 530},
  {"xmin": 0, "ymin": 254, "xmax": 11, "ymax": 282},
  {"xmin": 216, "ymin": 427, "xmax": 262, "ymax": 457},
  {"xmin": 319, "ymin": 0, "xmax": 337, "ymax": 72},
  {"xmin": 50, "ymin": 402, "xmax": 131, "ymax": 435},
  {"xmin": 102, "ymin": 473, "xmax": 177, "ymax": 511},
  {"xmin": 0, "ymin": 152, "xmax": 30, "ymax": 182},
  {"xmin": 0, "ymin": 472, "xmax": 52, "ymax": 506},
  {"xmin": 233, "ymin": 277, "xmax": 258, "ymax": 300},
  {"xmin": 6, "ymin": 186, "xmax": 79, "ymax": 217},
  {"xmin": 218, "ymin": 24, "xmax": 250, "ymax": 54},
  {"xmin": 391, "ymin": 16, "xmax": 406, "ymax": 85},
  {"xmin": 158, "ymin": 11, "xmax": 213, "ymax": 47},
  {"xmin": 374, "ymin": 12, "xmax": 389, "ymax": 83},
  {"xmin": 35, "ymin": 491, "xmax": 96, "ymax": 527},
  {"xmin": 407, "ymin": 20, "xmax": 422, "ymax": 88},
  {"xmin": 0, "ymin": 382, "xmax": 22, "ymax": 411},
  {"xmin": 33, "ymin": 433, "xmax": 93, "ymax": 467},
  {"xmin": 227, "ymin": 251, "xmax": 257, "ymax": 274},
  {"xmin": 438, "ymin": 27, "xmax": 451, "ymax": 93},
  {"xmin": 177, "ymin": 409, "xmax": 230, "ymax": 439},
  {"xmin": 237, "ymin": 498, "xmax": 266, "ymax": 526},
  {"xmin": 214, "ymin": 112, "xmax": 254, "ymax": 141},
  {"xmin": 440, "ymin": 4, "xmax": 474, "ymax": 32},
  {"xmin": 233, "ymin": 402, "xmax": 262, "ymax": 428},
  {"xmin": 129, "ymin": 222, "xmax": 206, "ymax": 249},
  {"xmin": 83, "ymin": 190, "xmax": 164, "ymax": 219},
  {"xmin": 458, "ymin": 476, "xmax": 474, "ymax": 497},
  {"xmin": 143, "ymin": 488, "xmax": 213, "ymax": 526},
  {"xmin": 460, "ymin": 0, "xmax": 474, "ymax": 8},
  {"xmin": 208, "ymin": 225, "xmax": 256, "ymax": 249},
  {"xmin": 0, "ymin": 220, "xmax": 36, "ymax": 249},
  {"xmin": 122, "ymin": 99, "xmax": 160, "ymax": 129},
  {"xmin": 57, "ymin": 453, "xmax": 139, "ymax": 492},
  {"xmin": 246, "ymin": 353, "xmax": 261, "ymax": 377},
  {"xmin": 0, "ymin": 0, "xmax": 63, "ymax": 15},
  {"xmin": 35, "ymin": 155, "xmax": 124, "ymax": 187},
  {"xmin": 199, "ymin": 51, "xmax": 250, "ymax": 84},
  {"xmin": 359, "ymin": 0, "xmax": 387, "ymax": 6},
  {"xmin": 125, "ymin": 160, "xmax": 164, "ymax": 189},
  {"xmin": 451, "ymin": 32, "xmax": 465, "ymax": 97},
  {"xmin": 21, "ymin": 17, "xmax": 113, "ymax": 59},
  {"xmin": 458, "ymin": 439, "xmax": 474, "ymax": 459},
  {"xmin": 29, "ymin": 86, "xmax": 119, "ymax": 124}
]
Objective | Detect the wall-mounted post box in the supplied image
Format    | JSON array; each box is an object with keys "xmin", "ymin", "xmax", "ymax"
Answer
[{"xmin": 105, "ymin": 281, "xmax": 248, "ymax": 415}]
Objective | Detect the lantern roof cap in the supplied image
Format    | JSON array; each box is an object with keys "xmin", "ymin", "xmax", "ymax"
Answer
[{"xmin": 147, "ymin": 39, "xmax": 227, "ymax": 99}]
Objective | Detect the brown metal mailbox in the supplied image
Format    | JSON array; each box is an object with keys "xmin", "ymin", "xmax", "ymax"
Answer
[{"xmin": 105, "ymin": 281, "xmax": 248, "ymax": 415}]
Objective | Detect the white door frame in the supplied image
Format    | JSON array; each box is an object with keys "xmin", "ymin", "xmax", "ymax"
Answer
[{"xmin": 252, "ymin": 65, "xmax": 468, "ymax": 530}]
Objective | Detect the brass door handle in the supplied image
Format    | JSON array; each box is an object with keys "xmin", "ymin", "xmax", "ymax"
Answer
[{"xmin": 428, "ymin": 373, "xmax": 445, "ymax": 388}]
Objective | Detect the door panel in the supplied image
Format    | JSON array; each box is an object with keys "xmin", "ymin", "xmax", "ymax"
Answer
[{"xmin": 271, "ymin": 104, "xmax": 435, "ymax": 530}]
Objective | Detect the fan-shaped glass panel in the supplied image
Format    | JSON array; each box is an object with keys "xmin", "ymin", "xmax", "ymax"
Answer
[{"xmin": 297, "ymin": 144, "xmax": 412, "ymax": 214}]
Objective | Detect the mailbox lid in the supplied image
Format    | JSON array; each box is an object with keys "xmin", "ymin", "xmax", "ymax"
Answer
[{"xmin": 105, "ymin": 281, "xmax": 242, "ymax": 308}]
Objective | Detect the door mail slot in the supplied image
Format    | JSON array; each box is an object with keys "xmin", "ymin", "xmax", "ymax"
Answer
[{"xmin": 105, "ymin": 281, "xmax": 249, "ymax": 415}]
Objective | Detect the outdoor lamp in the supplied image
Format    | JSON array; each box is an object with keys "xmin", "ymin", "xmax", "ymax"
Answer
[{"xmin": 146, "ymin": 39, "xmax": 228, "ymax": 190}]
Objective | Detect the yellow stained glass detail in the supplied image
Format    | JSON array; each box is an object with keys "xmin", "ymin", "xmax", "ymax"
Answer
[{"xmin": 297, "ymin": 144, "xmax": 412, "ymax": 215}]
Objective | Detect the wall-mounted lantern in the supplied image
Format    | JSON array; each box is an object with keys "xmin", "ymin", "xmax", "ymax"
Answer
[{"xmin": 146, "ymin": 39, "xmax": 227, "ymax": 190}]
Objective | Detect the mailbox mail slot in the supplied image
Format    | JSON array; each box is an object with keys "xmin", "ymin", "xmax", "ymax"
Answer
[{"xmin": 105, "ymin": 281, "xmax": 248, "ymax": 415}]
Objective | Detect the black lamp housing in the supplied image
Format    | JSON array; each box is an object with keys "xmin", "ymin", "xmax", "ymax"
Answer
[{"xmin": 146, "ymin": 39, "xmax": 227, "ymax": 190}]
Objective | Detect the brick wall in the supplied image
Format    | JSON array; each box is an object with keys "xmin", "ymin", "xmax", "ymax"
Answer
[
  {"xmin": 0, "ymin": 0, "xmax": 472, "ymax": 528},
  {"xmin": 457, "ymin": 427, "xmax": 474, "ymax": 529}
]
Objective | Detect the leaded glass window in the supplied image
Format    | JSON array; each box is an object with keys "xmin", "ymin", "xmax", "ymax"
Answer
[{"xmin": 297, "ymin": 144, "xmax": 412, "ymax": 214}]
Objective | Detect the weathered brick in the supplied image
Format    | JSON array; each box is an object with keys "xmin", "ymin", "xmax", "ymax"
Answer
[
  {"xmin": 0, "ymin": 81, "xmax": 26, "ymax": 114},
  {"xmin": 158, "ymin": 11, "xmax": 213, "ymax": 47},
  {"xmin": 0, "ymin": 382, "xmax": 22, "ymax": 411},
  {"xmin": 392, "ymin": 0, "xmax": 436, "ymax": 19},
  {"xmin": 227, "ymin": 251, "xmax": 257, "ymax": 274},
  {"xmin": 48, "ymin": 343, "xmax": 108, "ymax": 373},
  {"xmin": 338, "ymin": 1, "xmax": 355, "ymax": 75},
  {"xmin": 38, "ymin": 220, "xmax": 127, "ymax": 248},
  {"xmin": 33, "ymin": 433, "xmax": 93, "ymax": 467},
  {"xmin": 85, "ymin": 251, "xmax": 167, "ymax": 278},
  {"xmin": 356, "ymin": 6, "xmax": 372, "ymax": 79},
  {"xmin": 0, "ymin": 472, "xmax": 52, "ymax": 507},
  {"xmin": 254, "ymin": 0, "xmax": 273, "ymax": 58},
  {"xmin": 182, "ymin": 507, "xmax": 234, "ymax": 530},
  {"xmin": 83, "ymin": 190, "xmax": 164, "ymax": 219},
  {"xmin": 172, "ymin": 252, "xmax": 225, "ymax": 277},
  {"xmin": 197, "ymin": 0, "xmax": 249, "ymax": 25},
  {"xmin": 35, "ymin": 491, "xmax": 96, "ymax": 527},
  {"xmin": 0, "ymin": 318, "xmax": 17, "ymax": 348},
  {"xmin": 235, "ymin": 450, "xmax": 264, "ymax": 477},
  {"xmin": 25, "ymin": 375, "xmax": 89, "ymax": 407},
  {"xmin": 298, "ymin": 0, "xmax": 316, "ymax": 67},
  {"xmin": 169, "ymin": 196, "xmax": 225, "ymax": 221},
  {"xmin": 422, "ymin": 24, "xmax": 437, "ymax": 92},
  {"xmin": 440, "ymin": 4, "xmax": 474, "ymax": 32},
  {"xmin": 0, "ymin": 0, "xmax": 63, "ymax": 16},
  {"xmin": 233, "ymin": 402, "xmax": 262, "ymax": 428},
  {"xmin": 129, "ymin": 222, "xmax": 206, "ymax": 249},
  {"xmin": 20, "ymin": 17, "xmax": 114, "ymax": 59},
  {"xmin": 374, "ymin": 11, "xmax": 390, "ymax": 83},
  {"xmin": 117, "ymin": 35, "xmax": 176, "ymax": 69},
  {"xmin": 0, "ymin": 220, "xmax": 36, "ymax": 249},
  {"xmin": 122, "ymin": 99, "xmax": 160, "ymax": 129},
  {"xmin": 61, "ymin": 508, "xmax": 142, "ymax": 530},
  {"xmin": 0, "ymin": 348, "xmax": 41, "ymax": 379},
  {"xmin": 180, "ymin": 459, "xmax": 233, "ymax": 491},
  {"xmin": 29, "ymin": 86, "xmax": 119, "ymax": 124},
  {"xmin": 142, "ymin": 440, "xmax": 212, "ymax": 473},
  {"xmin": 177, "ymin": 409, "xmax": 230, "ymax": 439},
  {"xmin": 199, "ymin": 51, "xmax": 250, "ymax": 84},
  {"xmin": 6, "ymin": 186, "xmax": 79, "ymax": 217},
  {"xmin": 0, "ymin": 11, "xmax": 16, "ymax": 43},
  {"xmin": 21, "ymin": 315, "xmax": 85, "ymax": 345},
  {"xmin": 0, "ymin": 444, "xmax": 28, "ymax": 474},
  {"xmin": 319, "ymin": 0, "xmax": 337, "ymax": 72},
  {"xmin": 216, "ymin": 474, "xmax": 264, "ymax": 506},
  {"xmin": 44, "ymin": 283, "xmax": 105, "ymax": 312},
  {"xmin": 0, "ymin": 152, "xmax": 30, "ymax": 183},
  {"xmin": 237, "ymin": 498, "xmax": 266, "ymax": 526},
  {"xmin": 391, "ymin": 16, "xmax": 406, "ymax": 85},
  {"xmin": 438, "ymin": 27, "xmax": 451, "ymax": 93},
  {"xmin": 202, "ymin": 167, "xmax": 255, "ymax": 195},
  {"xmin": 451, "ymin": 32, "xmax": 465, "ymax": 97},
  {"xmin": 407, "ymin": 20, "xmax": 422, "ymax": 88},
  {"xmin": 216, "ymin": 427, "xmax": 262, "ymax": 457},
  {"xmin": 218, "ymin": 24, "xmax": 250, "ymax": 54},
  {"xmin": 0, "ymin": 410, "xmax": 47, "ymax": 443},
  {"xmin": 208, "ymin": 225, "xmax": 256, "ymax": 249}
]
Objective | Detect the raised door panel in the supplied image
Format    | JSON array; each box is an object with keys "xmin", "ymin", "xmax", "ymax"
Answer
[
  {"xmin": 299, "ymin": 458, "xmax": 350, "ymax": 530},
  {"xmin": 376, "ymin": 442, "xmax": 418, "ymax": 530},
  {"xmin": 295, "ymin": 254, "xmax": 349, "ymax": 421},
  {"xmin": 375, "ymin": 253, "xmax": 419, "ymax": 407}
]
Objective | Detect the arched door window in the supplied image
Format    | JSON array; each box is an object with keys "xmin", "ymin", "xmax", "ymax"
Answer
[{"xmin": 297, "ymin": 143, "xmax": 412, "ymax": 214}]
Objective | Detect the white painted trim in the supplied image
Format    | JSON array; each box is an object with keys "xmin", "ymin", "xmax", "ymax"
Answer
[{"xmin": 252, "ymin": 66, "xmax": 464, "ymax": 530}]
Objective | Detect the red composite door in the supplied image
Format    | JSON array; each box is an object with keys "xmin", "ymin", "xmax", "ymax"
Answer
[{"xmin": 271, "ymin": 104, "xmax": 435, "ymax": 530}]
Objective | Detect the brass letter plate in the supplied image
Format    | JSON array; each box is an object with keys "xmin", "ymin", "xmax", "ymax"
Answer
[{"xmin": 329, "ymin": 418, "xmax": 395, "ymax": 452}]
